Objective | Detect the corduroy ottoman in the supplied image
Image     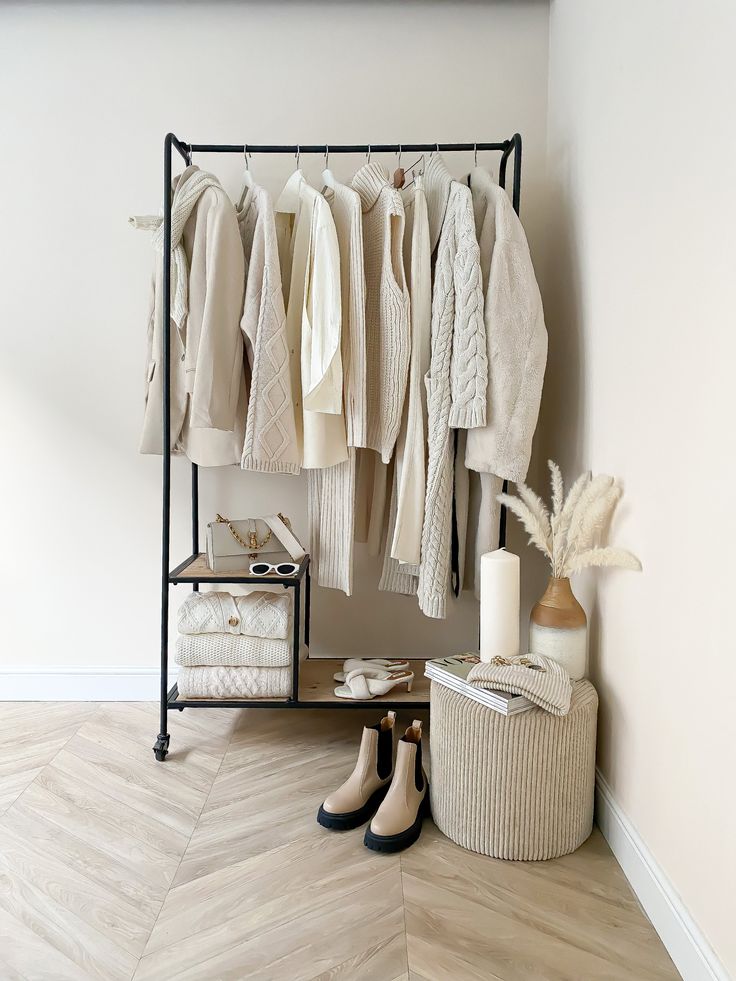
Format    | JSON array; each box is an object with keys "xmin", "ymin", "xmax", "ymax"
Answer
[{"xmin": 430, "ymin": 679, "xmax": 598, "ymax": 860}]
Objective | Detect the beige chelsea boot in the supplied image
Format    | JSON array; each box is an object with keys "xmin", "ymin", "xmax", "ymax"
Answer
[
  {"xmin": 364, "ymin": 719, "xmax": 429, "ymax": 853},
  {"xmin": 317, "ymin": 711, "xmax": 397, "ymax": 831}
]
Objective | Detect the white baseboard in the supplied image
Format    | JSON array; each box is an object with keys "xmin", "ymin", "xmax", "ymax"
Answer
[
  {"xmin": 0, "ymin": 666, "xmax": 178, "ymax": 701},
  {"xmin": 595, "ymin": 771, "xmax": 728, "ymax": 981}
]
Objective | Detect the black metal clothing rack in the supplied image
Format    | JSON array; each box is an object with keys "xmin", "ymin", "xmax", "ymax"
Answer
[{"xmin": 153, "ymin": 133, "xmax": 523, "ymax": 761}]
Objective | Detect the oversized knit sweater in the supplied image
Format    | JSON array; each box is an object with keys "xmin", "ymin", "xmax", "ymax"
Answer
[
  {"xmin": 237, "ymin": 182, "xmax": 300, "ymax": 474},
  {"xmin": 351, "ymin": 163, "xmax": 411, "ymax": 463},
  {"xmin": 464, "ymin": 168, "xmax": 547, "ymax": 597},
  {"xmin": 417, "ymin": 155, "xmax": 488, "ymax": 619}
]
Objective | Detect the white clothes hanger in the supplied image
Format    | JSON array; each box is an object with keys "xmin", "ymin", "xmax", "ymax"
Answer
[{"xmin": 237, "ymin": 144, "xmax": 255, "ymax": 210}]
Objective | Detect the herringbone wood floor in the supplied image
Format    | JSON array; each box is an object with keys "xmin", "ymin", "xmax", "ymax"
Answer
[{"xmin": 0, "ymin": 702, "xmax": 680, "ymax": 980}]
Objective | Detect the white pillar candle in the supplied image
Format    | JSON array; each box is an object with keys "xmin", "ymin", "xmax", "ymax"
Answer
[{"xmin": 479, "ymin": 548, "xmax": 520, "ymax": 662}]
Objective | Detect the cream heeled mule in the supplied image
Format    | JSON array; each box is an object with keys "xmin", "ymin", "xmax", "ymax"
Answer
[
  {"xmin": 364, "ymin": 719, "xmax": 429, "ymax": 853},
  {"xmin": 334, "ymin": 669, "xmax": 414, "ymax": 700},
  {"xmin": 317, "ymin": 711, "xmax": 397, "ymax": 830},
  {"xmin": 333, "ymin": 658, "xmax": 410, "ymax": 683}
]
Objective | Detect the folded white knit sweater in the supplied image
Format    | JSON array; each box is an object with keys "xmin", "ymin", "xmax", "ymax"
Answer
[
  {"xmin": 177, "ymin": 590, "xmax": 290, "ymax": 639},
  {"xmin": 175, "ymin": 634, "xmax": 290, "ymax": 667},
  {"xmin": 177, "ymin": 665, "xmax": 291, "ymax": 699}
]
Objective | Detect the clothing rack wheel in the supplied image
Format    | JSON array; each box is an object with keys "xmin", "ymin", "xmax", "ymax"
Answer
[{"xmin": 154, "ymin": 132, "xmax": 523, "ymax": 760}]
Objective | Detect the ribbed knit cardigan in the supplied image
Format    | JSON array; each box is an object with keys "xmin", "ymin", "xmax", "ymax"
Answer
[
  {"xmin": 417, "ymin": 155, "xmax": 488, "ymax": 619},
  {"xmin": 237, "ymin": 183, "xmax": 300, "ymax": 475},
  {"xmin": 379, "ymin": 179, "xmax": 432, "ymax": 595},
  {"xmin": 352, "ymin": 163, "xmax": 410, "ymax": 463}
]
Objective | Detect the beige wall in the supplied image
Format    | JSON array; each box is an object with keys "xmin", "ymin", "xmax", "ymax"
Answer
[
  {"xmin": 0, "ymin": 1, "xmax": 549, "ymax": 669},
  {"xmin": 544, "ymin": 0, "xmax": 736, "ymax": 973}
]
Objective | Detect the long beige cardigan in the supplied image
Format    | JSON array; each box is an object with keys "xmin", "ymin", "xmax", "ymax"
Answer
[{"xmin": 379, "ymin": 177, "xmax": 432, "ymax": 595}]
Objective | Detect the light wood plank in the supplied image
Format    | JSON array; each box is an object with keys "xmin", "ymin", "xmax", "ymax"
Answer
[{"xmin": 0, "ymin": 701, "xmax": 680, "ymax": 981}]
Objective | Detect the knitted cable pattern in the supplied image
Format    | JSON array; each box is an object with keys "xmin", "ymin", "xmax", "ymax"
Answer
[
  {"xmin": 238, "ymin": 185, "xmax": 300, "ymax": 474},
  {"xmin": 177, "ymin": 591, "xmax": 291, "ymax": 639},
  {"xmin": 175, "ymin": 634, "xmax": 291, "ymax": 667},
  {"xmin": 177, "ymin": 665, "xmax": 291, "ymax": 698},
  {"xmin": 418, "ymin": 183, "xmax": 487, "ymax": 620}
]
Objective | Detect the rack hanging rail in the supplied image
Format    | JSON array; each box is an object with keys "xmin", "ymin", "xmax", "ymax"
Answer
[{"xmin": 154, "ymin": 131, "xmax": 523, "ymax": 760}]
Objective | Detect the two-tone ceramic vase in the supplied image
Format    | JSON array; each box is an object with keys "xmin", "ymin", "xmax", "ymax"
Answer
[{"xmin": 529, "ymin": 577, "xmax": 587, "ymax": 680}]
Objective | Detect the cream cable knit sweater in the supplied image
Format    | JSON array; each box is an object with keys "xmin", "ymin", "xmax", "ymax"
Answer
[
  {"xmin": 352, "ymin": 163, "xmax": 410, "ymax": 463},
  {"xmin": 237, "ymin": 183, "xmax": 300, "ymax": 475},
  {"xmin": 417, "ymin": 156, "xmax": 488, "ymax": 619},
  {"xmin": 464, "ymin": 168, "xmax": 547, "ymax": 482}
]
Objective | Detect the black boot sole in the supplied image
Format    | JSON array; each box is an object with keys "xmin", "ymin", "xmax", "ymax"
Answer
[
  {"xmin": 316, "ymin": 783, "xmax": 390, "ymax": 831},
  {"xmin": 363, "ymin": 788, "xmax": 430, "ymax": 853}
]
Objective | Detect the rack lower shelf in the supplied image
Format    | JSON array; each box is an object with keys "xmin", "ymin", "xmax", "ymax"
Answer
[{"xmin": 168, "ymin": 658, "xmax": 431, "ymax": 710}]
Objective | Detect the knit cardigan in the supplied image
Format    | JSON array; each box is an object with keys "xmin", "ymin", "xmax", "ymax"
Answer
[
  {"xmin": 417, "ymin": 155, "xmax": 488, "ymax": 619},
  {"xmin": 464, "ymin": 168, "xmax": 547, "ymax": 482},
  {"xmin": 237, "ymin": 182, "xmax": 300, "ymax": 475},
  {"xmin": 379, "ymin": 178, "xmax": 432, "ymax": 595},
  {"xmin": 352, "ymin": 163, "xmax": 411, "ymax": 463}
]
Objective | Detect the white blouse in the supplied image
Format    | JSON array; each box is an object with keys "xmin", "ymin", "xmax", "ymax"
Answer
[{"xmin": 275, "ymin": 170, "xmax": 347, "ymax": 469}]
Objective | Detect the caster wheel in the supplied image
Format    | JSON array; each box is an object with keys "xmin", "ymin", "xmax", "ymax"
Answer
[
  {"xmin": 153, "ymin": 734, "xmax": 170, "ymax": 762},
  {"xmin": 177, "ymin": 707, "xmax": 184, "ymax": 712}
]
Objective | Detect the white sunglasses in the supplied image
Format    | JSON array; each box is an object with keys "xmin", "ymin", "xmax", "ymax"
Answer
[{"xmin": 249, "ymin": 560, "xmax": 300, "ymax": 577}]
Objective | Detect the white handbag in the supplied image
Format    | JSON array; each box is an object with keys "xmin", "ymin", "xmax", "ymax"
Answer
[{"xmin": 205, "ymin": 513, "xmax": 306, "ymax": 574}]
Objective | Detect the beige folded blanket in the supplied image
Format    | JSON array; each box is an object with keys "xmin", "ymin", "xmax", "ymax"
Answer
[
  {"xmin": 467, "ymin": 653, "xmax": 573, "ymax": 716},
  {"xmin": 177, "ymin": 665, "xmax": 291, "ymax": 699},
  {"xmin": 177, "ymin": 590, "xmax": 290, "ymax": 639},
  {"xmin": 175, "ymin": 633, "xmax": 290, "ymax": 667}
]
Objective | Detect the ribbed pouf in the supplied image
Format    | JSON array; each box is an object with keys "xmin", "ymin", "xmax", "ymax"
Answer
[{"xmin": 430, "ymin": 679, "xmax": 598, "ymax": 860}]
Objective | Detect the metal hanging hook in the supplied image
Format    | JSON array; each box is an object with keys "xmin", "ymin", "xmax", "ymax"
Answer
[
  {"xmin": 397, "ymin": 144, "xmax": 402, "ymax": 169},
  {"xmin": 244, "ymin": 143, "xmax": 250, "ymax": 170},
  {"xmin": 187, "ymin": 144, "xmax": 194, "ymax": 166},
  {"xmin": 295, "ymin": 144, "xmax": 301, "ymax": 169},
  {"xmin": 324, "ymin": 144, "xmax": 329, "ymax": 170},
  {"xmin": 474, "ymin": 142, "xmax": 478, "ymax": 167},
  {"xmin": 366, "ymin": 144, "xmax": 371, "ymax": 164}
]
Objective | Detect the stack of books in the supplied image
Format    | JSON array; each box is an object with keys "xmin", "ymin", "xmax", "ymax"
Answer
[{"xmin": 425, "ymin": 653, "xmax": 534, "ymax": 716}]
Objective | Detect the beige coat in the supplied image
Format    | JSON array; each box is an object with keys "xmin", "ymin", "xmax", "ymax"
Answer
[
  {"xmin": 275, "ymin": 171, "xmax": 347, "ymax": 469},
  {"xmin": 137, "ymin": 166, "xmax": 245, "ymax": 467}
]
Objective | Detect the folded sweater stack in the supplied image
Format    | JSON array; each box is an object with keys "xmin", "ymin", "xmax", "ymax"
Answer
[{"xmin": 175, "ymin": 591, "xmax": 292, "ymax": 698}]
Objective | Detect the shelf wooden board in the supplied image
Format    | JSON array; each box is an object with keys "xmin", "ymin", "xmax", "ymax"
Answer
[
  {"xmin": 167, "ymin": 660, "xmax": 430, "ymax": 709},
  {"xmin": 169, "ymin": 552, "xmax": 309, "ymax": 584},
  {"xmin": 298, "ymin": 658, "xmax": 430, "ymax": 704}
]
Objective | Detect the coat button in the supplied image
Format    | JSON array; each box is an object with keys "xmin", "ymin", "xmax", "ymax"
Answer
[
  {"xmin": 228, "ymin": 616, "xmax": 239, "ymax": 627},
  {"xmin": 181, "ymin": 353, "xmax": 185, "ymax": 361}
]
